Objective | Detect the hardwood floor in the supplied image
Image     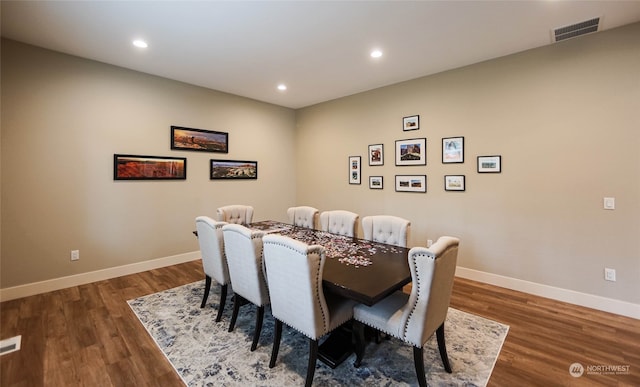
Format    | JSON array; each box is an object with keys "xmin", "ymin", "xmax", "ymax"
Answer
[{"xmin": 1, "ymin": 260, "xmax": 638, "ymax": 386}]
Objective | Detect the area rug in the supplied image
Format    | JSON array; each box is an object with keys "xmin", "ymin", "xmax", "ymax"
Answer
[{"xmin": 128, "ymin": 281, "xmax": 509, "ymax": 386}]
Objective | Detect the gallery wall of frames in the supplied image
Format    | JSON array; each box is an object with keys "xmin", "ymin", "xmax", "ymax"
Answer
[
  {"xmin": 113, "ymin": 125, "xmax": 258, "ymax": 181},
  {"xmin": 349, "ymin": 114, "xmax": 502, "ymax": 193}
]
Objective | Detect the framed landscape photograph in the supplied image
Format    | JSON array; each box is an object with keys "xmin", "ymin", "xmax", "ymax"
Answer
[
  {"xmin": 477, "ymin": 155, "xmax": 502, "ymax": 173},
  {"xmin": 445, "ymin": 175, "xmax": 465, "ymax": 191},
  {"xmin": 395, "ymin": 138, "xmax": 426, "ymax": 166},
  {"xmin": 395, "ymin": 175, "xmax": 426, "ymax": 193},
  {"xmin": 369, "ymin": 176, "xmax": 383, "ymax": 189},
  {"xmin": 403, "ymin": 115, "xmax": 420, "ymax": 131},
  {"xmin": 171, "ymin": 126, "xmax": 229, "ymax": 153},
  {"xmin": 114, "ymin": 154, "xmax": 186, "ymax": 180},
  {"xmin": 210, "ymin": 159, "xmax": 257, "ymax": 179},
  {"xmin": 349, "ymin": 156, "xmax": 361, "ymax": 184},
  {"xmin": 442, "ymin": 136, "xmax": 464, "ymax": 163},
  {"xmin": 368, "ymin": 144, "xmax": 384, "ymax": 166}
]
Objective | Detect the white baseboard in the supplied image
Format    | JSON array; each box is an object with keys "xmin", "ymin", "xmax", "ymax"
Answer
[
  {"xmin": 2, "ymin": 256, "xmax": 637, "ymax": 320},
  {"xmin": 0, "ymin": 251, "xmax": 201, "ymax": 302},
  {"xmin": 456, "ymin": 266, "xmax": 640, "ymax": 320}
]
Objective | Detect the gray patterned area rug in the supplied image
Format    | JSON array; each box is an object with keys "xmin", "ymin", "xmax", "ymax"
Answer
[{"xmin": 128, "ymin": 281, "xmax": 509, "ymax": 386}]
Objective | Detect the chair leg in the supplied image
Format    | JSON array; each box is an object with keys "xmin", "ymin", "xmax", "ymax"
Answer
[
  {"xmin": 215, "ymin": 284, "xmax": 228, "ymax": 322},
  {"xmin": 269, "ymin": 319, "xmax": 283, "ymax": 368},
  {"xmin": 228, "ymin": 294, "xmax": 242, "ymax": 332},
  {"xmin": 413, "ymin": 346, "xmax": 427, "ymax": 387},
  {"xmin": 436, "ymin": 322, "xmax": 452, "ymax": 373},
  {"xmin": 305, "ymin": 338, "xmax": 319, "ymax": 387},
  {"xmin": 200, "ymin": 275, "xmax": 212, "ymax": 308},
  {"xmin": 251, "ymin": 305, "xmax": 265, "ymax": 351},
  {"xmin": 353, "ymin": 321, "xmax": 365, "ymax": 368}
]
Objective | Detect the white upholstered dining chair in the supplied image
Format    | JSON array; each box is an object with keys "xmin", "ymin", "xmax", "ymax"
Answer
[
  {"xmin": 361, "ymin": 215, "xmax": 411, "ymax": 247},
  {"xmin": 262, "ymin": 234, "xmax": 355, "ymax": 387},
  {"xmin": 319, "ymin": 210, "xmax": 359, "ymax": 237},
  {"xmin": 221, "ymin": 223, "xmax": 269, "ymax": 351},
  {"xmin": 287, "ymin": 206, "xmax": 319, "ymax": 229},
  {"xmin": 352, "ymin": 236, "xmax": 460, "ymax": 387},
  {"xmin": 216, "ymin": 204, "xmax": 254, "ymax": 225},
  {"xmin": 195, "ymin": 216, "xmax": 231, "ymax": 322}
]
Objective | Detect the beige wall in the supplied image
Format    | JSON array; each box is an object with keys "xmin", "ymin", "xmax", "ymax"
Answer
[
  {"xmin": 295, "ymin": 23, "xmax": 640, "ymax": 304},
  {"xmin": 1, "ymin": 39, "xmax": 296, "ymax": 288}
]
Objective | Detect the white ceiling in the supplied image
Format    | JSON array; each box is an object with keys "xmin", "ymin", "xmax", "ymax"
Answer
[{"xmin": 2, "ymin": 1, "xmax": 640, "ymax": 109}]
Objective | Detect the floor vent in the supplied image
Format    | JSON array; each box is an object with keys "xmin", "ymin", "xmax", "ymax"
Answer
[
  {"xmin": 0, "ymin": 336, "xmax": 22, "ymax": 356},
  {"xmin": 553, "ymin": 17, "xmax": 600, "ymax": 42}
]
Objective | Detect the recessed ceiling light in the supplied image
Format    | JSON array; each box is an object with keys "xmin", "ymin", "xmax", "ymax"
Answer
[
  {"xmin": 277, "ymin": 84, "xmax": 287, "ymax": 91},
  {"xmin": 370, "ymin": 50, "xmax": 383, "ymax": 58},
  {"xmin": 133, "ymin": 39, "xmax": 148, "ymax": 48}
]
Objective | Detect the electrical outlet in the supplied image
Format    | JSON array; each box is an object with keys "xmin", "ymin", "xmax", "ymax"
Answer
[
  {"xmin": 427, "ymin": 239, "xmax": 433, "ymax": 247},
  {"xmin": 70, "ymin": 250, "xmax": 80, "ymax": 261},
  {"xmin": 603, "ymin": 197, "xmax": 615, "ymax": 210},
  {"xmin": 604, "ymin": 268, "xmax": 616, "ymax": 282}
]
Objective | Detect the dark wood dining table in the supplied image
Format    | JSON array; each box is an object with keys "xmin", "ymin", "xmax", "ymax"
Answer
[
  {"xmin": 194, "ymin": 220, "xmax": 412, "ymax": 368},
  {"xmin": 249, "ymin": 220, "xmax": 412, "ymax": 306},
  {"xmin": 249, "ymin": 220, "xmax": 412, "ymax": 368}
]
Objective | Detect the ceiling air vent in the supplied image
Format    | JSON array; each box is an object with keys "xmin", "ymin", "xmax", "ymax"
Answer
[{"xmin": 553, "ymin": 17, "xmax": 600, "ymax": 42}]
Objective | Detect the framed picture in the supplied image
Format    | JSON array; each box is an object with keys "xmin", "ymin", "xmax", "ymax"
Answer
[
  {"xmin": 477, "ymin": 155, "xmax": 502, "ymax": 173},
  {"xmin": 210, "ymin": 159, "xmax": 257, "ymax": 179},
  {"xmin": 368, "ymin": 144, "xmax": 384, "ymax": 166},
  {"xmin": 395, "ymin": 175, "xmax": 426, "ymax": 193},
  {"xmin": 349, "ymin": 156, "xmax": 361, "ymax": 184},
  {"xmin": 369, "ymin": 176, "xmax": 383, "ymax": 189},
  {"xmin": 114, "ymin": 154, "xmax": 186, "ymax": 180},
  {"xmin": 403, "ymin": 115, "xmax": 420, "ymax": 131},
  {"xmin": 442, "ymin": 136, "xmax": 464, "ymax": 163},
  {"xmin": 445, "ymin": 175, "xmax": 465, "ymax": 191},
  {"xmin": 171, "ymin": 126, "xmax": 229, "ymax": 153},
  {"xmin": 395, "ymin": 138, "xmax": 426, "ymax": 166}
]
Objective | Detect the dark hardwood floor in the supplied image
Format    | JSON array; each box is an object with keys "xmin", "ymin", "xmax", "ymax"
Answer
[{"xmin": 1, "ymin": 260, "xmax": 638, "ymax": 386}]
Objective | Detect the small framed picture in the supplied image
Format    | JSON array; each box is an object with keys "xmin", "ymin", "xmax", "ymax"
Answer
[
  {"xmin": 368, "ymin": 144, "xmax": 384, "ymax": 166},
  {"xmin": 395, "ymin": 138, "xmax": 427, "ymax": 166},
  {"xmin": 395, "ymin": 175, "xmax": 426, "ymax": 193},
  {"xmin": 349, "ymin": 156, "xmax": 361, "ymax": 184},
  {"xmin": 369, "ymin": 176, "xmax": 383, "ymax": 189},
  {"xmin": 403, "ymin": 115, "xmax": 420, "ymax": 131},
  {"xmin": 171, "ymin": 126, "xmax": 229, "ymax": 153},
  {"xmin": 477, "ymin": 155, "xmax": 502, "ymax": 173},
  {"xmin": 445, "ymin": 175, "xmax": 465, "ymax": 191},
  {"xmin": 210, "ymin": 159, "xmax": 257, "ymax": 179},
  {"xmin": 442, "ymin": 136, "xmax": 464, "ymax": 163},
  {"xmin": 114, "ymin": 154, "xmax": 186, "ymax": 180}
]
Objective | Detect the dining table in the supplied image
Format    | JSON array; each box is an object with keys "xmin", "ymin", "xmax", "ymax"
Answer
[
  {"xmin": 249, "ymin": 220, "xmax": 411, "ymax": 306},
  {"xmin": 194, "ymin": 220, "xmax": 412, "ymax": 368},
  {"xmin": 248, "ymin": 220, "xmax": 412, "ymax": 368}
]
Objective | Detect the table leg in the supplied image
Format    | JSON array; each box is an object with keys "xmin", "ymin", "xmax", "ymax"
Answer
[{"xmin": 317, "ymin": 323, "xmax": 354, "ymax": 369}]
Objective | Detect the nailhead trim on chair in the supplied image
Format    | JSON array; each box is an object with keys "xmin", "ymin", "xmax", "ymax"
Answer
[
  {"xmin": 403, "ymin": 252, "xmax": 432, "ymax": 345},
  {"xmin": 251, "ymin": 232, "xmax": 269, "ymax": 306}
]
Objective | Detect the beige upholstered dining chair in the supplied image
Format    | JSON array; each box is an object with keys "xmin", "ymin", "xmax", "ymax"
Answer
[
  {"xmin": 195, "ymin": 216, "xmax": 231, "ymax": 322},
  {"xmin": 221, "ymin": 223, "xmax": 269, "ymax": 351},
  {"xmin": 319, "ymin": 210, "xmax": 359, "ymax": 237},
  {"xmin": 287, "ymin": 206, "xmax": 319, "ymax": 229},
  {"xmin": 361, "ymin": 215, "xmax": 411, "ymax": 247},
  {"xmin": 216, "ymin": 204, "xmax": 254, "ymax": 225},
  {"xmin": 262, "ymin": 234, "xmax": 355, "ymax": 387},
  {"xmin": 352, "ymin": 236, "xmax": 460, "ymax": 387}
]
